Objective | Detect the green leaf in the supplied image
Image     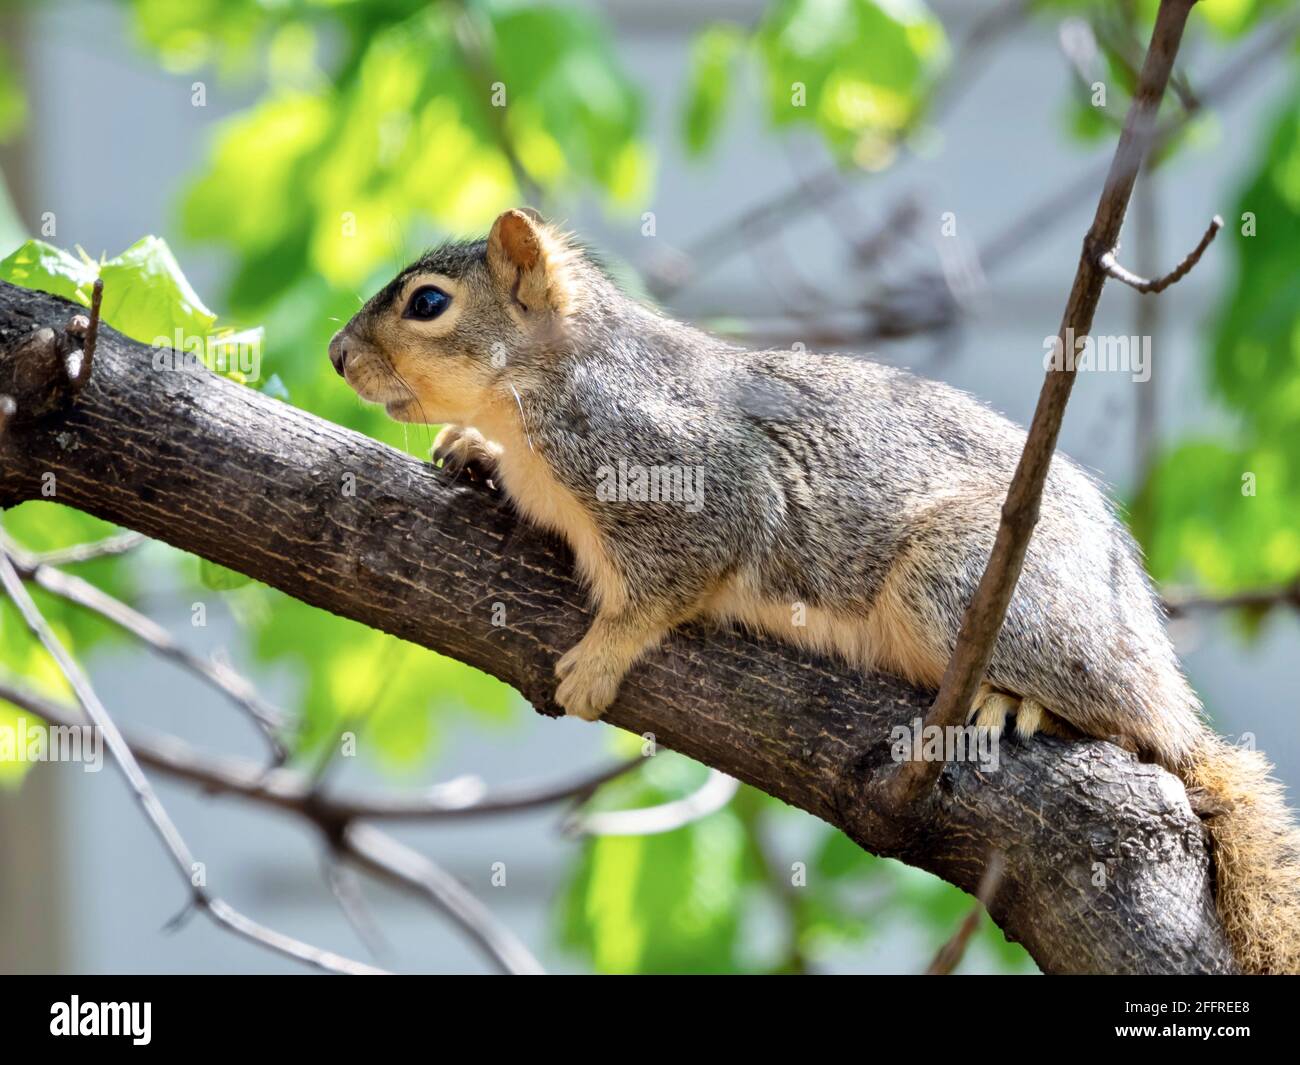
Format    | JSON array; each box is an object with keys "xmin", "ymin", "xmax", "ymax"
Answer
[
  {"xmin": 0, "ymin": 235, "xmax": 219, "ymax": 346},
  {"xmin": 96, "ymin": 236, "xmax": 217, "ymax": 344},
  {"xmin": 0, "ymin": 239, "xmax": 97, "ymax": 305},
  {"xmin": 1140, "ymin": 77, "xmax": 1300, "ymax": 595},
  {"xmin": 682, "ymin": 25, "xmax": 746, "ymax": 156},
  {"xmin": 558, "ymin": 786, "xmax": 752, "ymax": 973},
  {"xmin": 1199, "ymin": 0, "xmax": 1290, "ymax": 38},
  {"xmin": 170, "ymin": 2, "xmax": 649, "ymax": 302},
  {"xmin": 197, "ymin": 558, "xmax": 252, "ymax": 591},
  {"xmin": 0, "ymin": 234, "xmax": 267, "ymax": 391},
  {"xmin": 489, "ymin": 3, "xmax": 648, "ymax": 202},
  {"xmin": 756, "ymin": 0, "xmax": 948, "ymax": 160}
]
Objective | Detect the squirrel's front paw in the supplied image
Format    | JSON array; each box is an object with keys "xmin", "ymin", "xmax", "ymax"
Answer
[
  {"xmin": 431, "ymin": 425, "xmax": 501, "ymax": 487},
  {"xmin": 554, "ymin": 643, "xmax": 620, "ymax": 721}
]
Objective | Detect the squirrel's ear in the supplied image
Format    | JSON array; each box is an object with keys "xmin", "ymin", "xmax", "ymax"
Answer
[{"xmin": 487, "ymin": 208, "xmax": 572, "ymax": 315}]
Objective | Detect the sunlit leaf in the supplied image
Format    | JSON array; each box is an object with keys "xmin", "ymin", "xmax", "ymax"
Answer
[
  {"xmin": 0, "ymin": 239, "xmax": 96, "ymax": 305},
  {"xmin": 558, "ymin": 756, "xmax": 755, "ymax": 974},
  {"xmin": 682, "ymin": 24, "xmax": 747, "ymax": 156},
  {"xmin": 756, "ymin": 0, "xmax": 948, "ymax": 156}
]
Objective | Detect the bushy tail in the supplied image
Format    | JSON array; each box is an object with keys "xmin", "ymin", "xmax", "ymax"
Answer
[{"xmin": 1182, "ymin": 737, "xmax": 1300, "ymax": 974}]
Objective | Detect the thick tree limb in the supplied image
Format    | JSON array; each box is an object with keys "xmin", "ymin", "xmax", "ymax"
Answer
[{"xmin": 0, "ymin": 279, "xmax": 1236, "ymax": 973}]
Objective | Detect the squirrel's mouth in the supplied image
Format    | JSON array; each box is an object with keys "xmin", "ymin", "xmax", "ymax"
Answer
[{"xmin": 384, "ymin": 397, "xmax": 424, "ymax": 422}]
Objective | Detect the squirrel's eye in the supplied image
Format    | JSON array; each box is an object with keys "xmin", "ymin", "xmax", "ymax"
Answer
[{"xmin": 404, "ymin": 286, "xmax": 451, "ymax": 321}]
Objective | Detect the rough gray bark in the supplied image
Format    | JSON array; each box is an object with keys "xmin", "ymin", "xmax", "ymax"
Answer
[{"xmin": 0, "ymin": 280, "xmax": 1237, "ymax": 973}]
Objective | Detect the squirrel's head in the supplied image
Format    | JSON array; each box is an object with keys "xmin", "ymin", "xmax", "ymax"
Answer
[{"xmin": 329, "ymin": 207, "xmax": 587, "ymax": 424}]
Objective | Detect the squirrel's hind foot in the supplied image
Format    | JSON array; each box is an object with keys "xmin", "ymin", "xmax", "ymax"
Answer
[{"xmin": 967, "ymin": 685, "xmax": 1065, "ymax": 741}]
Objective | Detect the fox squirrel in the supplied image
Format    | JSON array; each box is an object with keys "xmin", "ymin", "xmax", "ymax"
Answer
[{"xmin": 330, "ymin": 207, "xmax": 1300, "ymax": 974}]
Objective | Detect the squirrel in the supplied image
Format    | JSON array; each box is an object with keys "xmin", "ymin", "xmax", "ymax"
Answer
[{"xmin": 330, "ymin": 207, "xmax": 1300, "ymax": 974}]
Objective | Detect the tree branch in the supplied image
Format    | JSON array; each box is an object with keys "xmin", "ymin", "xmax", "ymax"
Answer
[
  {"xmin": 890, "ymin": 0, "xmax": 1208, "ymax": 804},
  {"xmin": 0, "ymin": 678, "xmax": 553, "ymax": 974},
  {"xmin": 0, "ymin": 548, "xmax": 386, "ymax": 976},
  {"xmin": 1, "ymin": 531, "xmax": 290, "ymax": 757},
  {"xmin": 1094, "ymin": 214, "xmax": 1222, "ymax": 293},
  {"xmin": 0, "ymin": 277, "xmax": 1236, "ymax": 973},
  {"xmin": 1164, "ymin": 577, "xmax": 1300, "ymax": 619}
]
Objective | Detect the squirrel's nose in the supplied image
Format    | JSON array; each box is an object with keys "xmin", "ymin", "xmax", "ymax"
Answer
[{"xmin": 329, "ymin": 331, "xmax": 350, "ymax": 377}]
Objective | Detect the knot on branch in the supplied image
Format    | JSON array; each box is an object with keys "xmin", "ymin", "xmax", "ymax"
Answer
[{"xmin": 0, "ymin": 278, "xmax": 103, "ymax": 429}]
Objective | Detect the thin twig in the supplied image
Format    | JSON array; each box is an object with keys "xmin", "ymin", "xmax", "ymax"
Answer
[
  {"xmin": 0, "ymin": 546, "xmax": 386, "ymax": 976},
  {"xmin": 1095, "ymin": 215, "xmax": 1221, "ymax": 293},
  {"xmin": 1094, "ymin": 6, "xmax": 1200, "ymax": 114},
  {"xmin": 564, "ymin": 768, "xmax": 739, "ymax": 837},
  {"xmin": 0, "ymin": 676, "xmax": 635, "ymax": 822},
  {"xmin": 339, "ymin": 823, "xmax": 546, "ymax": 975},
  {"xmin": 926, "ymin": 851, "xmax": 1006, "ymax": 975},
  {"xmin": 66, "ymin": 277, "xmax": 103, "ymax": 390},
  {"xmin": 30, "ymin": 530, "xmax": 148, "ymax": 567},
  {"xmin": 322, "ymin": 855, "xmax": 391, "ymax": 961},
  {"xmin": 0, "ymin": 678, "xmax": 557, "ymax": 974},
  {"xmin": 82, "ymin": 277, "xmax": 103, "ymax": 383},
  {"xmin": 1, "ymin": 532, "xmax": 289, "ymax": 758},
  {"xmin": 1163, "ymin": 578, "xmax": 1300, "ymax": 619},
  {"xmin": 889, "ymin": 0, "xmax": 1205, "ymax": 805}
]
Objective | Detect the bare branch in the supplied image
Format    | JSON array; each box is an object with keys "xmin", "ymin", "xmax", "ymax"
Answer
[
  {"xmin": 0, "ymin": 546, "xmax": 386, "ymax": 976},
  {"xmin": 722, "ymin": 10, "xmax": 1300, "ymax": 351},
  {"xmin": 0, "ymin": 677, "xmax": 635, "ymax": 823},
  {"xmin": 1094, "ymin": 214, "xmax": 1222, "ymax": 293},
  {"xmin": 1, "ymin": 530, "xmax": 289, "ymax": 758},
  {"xmin": 338, "ymin": 823, "xmax": 546, "ymax": 975},
  {"xmin": 647, "ymin": 0, "xmax": 1031, "ymax": 299},
  {"xmin": 565, "ymin": 768, "xmax": 739, "ymax": 837},
  {"xmin": 322, "ymin": 855, "xmax": 391, "ymax": 961},
  {"xmin": 1, "ymin": 679, "xmax": 554, "ymax": 974},
  {"xmin": 926, "ymin": 852, "xmax": 1006, "ymax": 975},
  {"xmin": 30, "ymin": 529, "xmax": 147, "ymax": 567},
  {"xmin": 1163, "ymin": 577, "xmax": 1300, "ymax": 619}
]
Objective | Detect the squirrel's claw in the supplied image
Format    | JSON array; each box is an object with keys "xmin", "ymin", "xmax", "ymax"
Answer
[
  {"xmin": 967, "ymin": 685, "xmax": 1055, "ymax": 741},
  {"xmin": 431, "ymin": 425, "xmax": 501, "ymax": 490}
]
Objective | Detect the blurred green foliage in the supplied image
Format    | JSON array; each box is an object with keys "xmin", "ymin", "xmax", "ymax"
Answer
[
  {"xmin": 682, "ymin": 0, "xmax": 948, "ymax": 165},
  {"xmin": 3, "ymin": 0, "xmax": 1297, "ymax": 974},
  {"xmin": 1141, "ymin": 78, "xmax": 1300, "ymax": 593}
]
